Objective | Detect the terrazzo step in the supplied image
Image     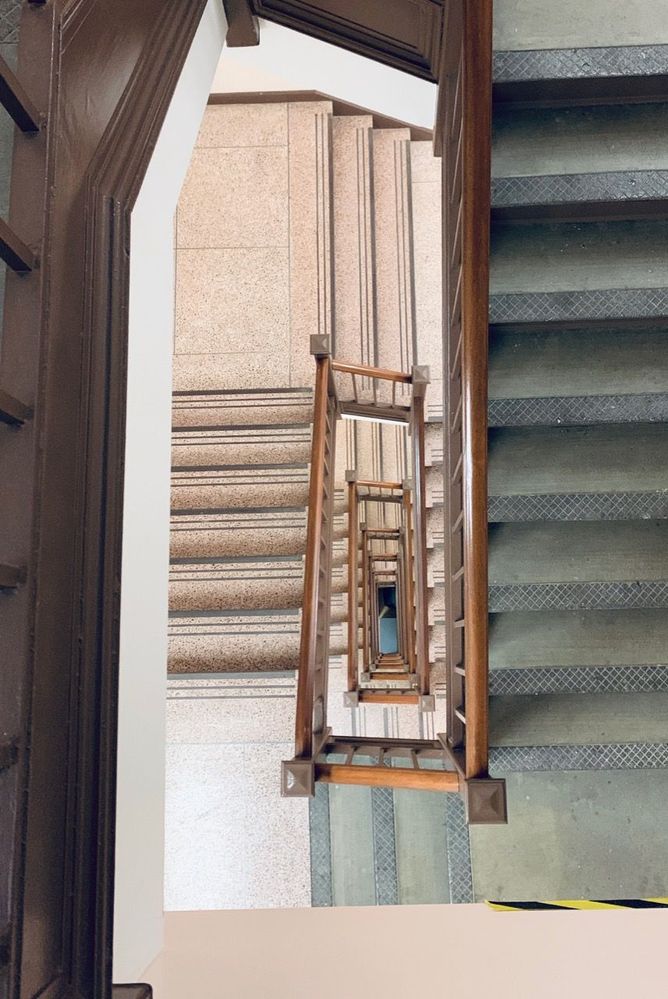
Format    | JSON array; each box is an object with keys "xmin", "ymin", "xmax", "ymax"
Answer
[
  {"xmin": 493, "ymin": 44, "xmax": 668, "ymax": 108},
  {"xmin": 425, "ymin": 422, "xmax": 444, "ymax": 465},
  {"xmin": 426, "ymin": 466, "xmax": 443, "ymax": 508},
  {"xmin": 490, "ymin": 608, "xmax": 668, "ymax": 695},
  {"xmin": 488, "ymin": 520, "xmax": 668, "ymax": 612},
  {"xmin": 170, "ymin": 507, "xmax": 308, "ymax": 558},
  {"xmin": 168, "ymin": 610, "xmax": 346, "ymax": 674},
  {"xmin": 488, "ymin": 325, "xmax": 668, "ymax": 426},
  {"xmin": 171, "ymin": 423, "xmax": 312, "ymax": 467},
  {"xmin": 169, "ymin": 557, "xmax": 305, "ymax": 612},
  {"xmin": 172, "ymin": 388, "xmax": 313, "ymax": 428},
  {"xmin": 489, "ymin": 691, "xmax": 668, "ymax": 748},
  {"xmin": 488, "ymin": 423, "xmax": 668, "ymax": 521},
  {"xmin": 491, "ymin": 169, "xmax": 668, "ymax": 223},
  {"xmin": 171, "ymin": 465, "xmax": 348, "ymax": 512}
]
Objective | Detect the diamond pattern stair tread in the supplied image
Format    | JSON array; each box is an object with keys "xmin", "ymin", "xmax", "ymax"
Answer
[{"xmin": 489, "ymin": 691, "xmax": 668, "ymax": 747}]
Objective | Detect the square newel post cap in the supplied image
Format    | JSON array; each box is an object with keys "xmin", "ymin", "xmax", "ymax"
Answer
[
  {"xmin": 345, "ymin": 469, "xmax": 358, "ymax": 483},
  {"xmin": 310, "ymin": 334, "xmax": 331, "ymax": 357},
  {"xmin": 463, "ymin": 778, "xmax": 508, "ymax": 824},
  {"xmin": 402, "ymin": 477, "xmax": 413, "ymax": 492},
  {"xmin": 418, "ymin": 694, "xmax": 436, "ymax": 713},
  {"xmin": 343, "ymin": 690, "xmax": 359, "ymax": 708},
  {"xmin": 281, "ymin": 759, "xmax": 315, "ymax": 797},
  {"xmin": 411, "ymin": 364, "xmax": 430, "ymax": 398}
]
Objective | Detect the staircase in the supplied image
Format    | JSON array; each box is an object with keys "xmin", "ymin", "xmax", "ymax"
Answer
[
  {"xmin": 168, "ymin": 102, "xmax": 444, "ymax": 691},
  {"xmin": 464, "ymin": 16, "xmax": 668, "ymax": 902}
]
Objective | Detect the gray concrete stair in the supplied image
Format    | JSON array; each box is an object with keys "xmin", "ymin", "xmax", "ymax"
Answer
[{"xmin": 488, "ymin": 423, "xmax": 668, "ymax": 521}]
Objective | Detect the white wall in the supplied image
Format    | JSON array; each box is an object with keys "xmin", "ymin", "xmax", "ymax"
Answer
[
  {"xmin": 212, "ymin": 19, "xmax": 437, "ymax": 129},
  {"xmin": 144, "ymin": 905, "xmax": 668, "ymax": 999},
  {"xmin": 114, "ymin": 0, "xmax": 227, "ymax": 981}
]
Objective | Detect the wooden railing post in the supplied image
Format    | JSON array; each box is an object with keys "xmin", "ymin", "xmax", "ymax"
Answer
[
  {"xmin": 346, "ymin": 470, "xmax": 358, "ymax": 692},
  {"xmin": 410, "ymin": 365, "xmax": 432, "ymax": 704}
]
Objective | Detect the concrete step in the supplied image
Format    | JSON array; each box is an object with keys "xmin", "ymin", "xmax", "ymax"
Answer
[
  {"xmin": 492, "ymin": 169, "xmax": 668, "ymax": 223},
  {"xmin": 493, "ymin": 44, "xmax": 668, "ymax": 108},
  {"xmin": 490, "ymin": 608, "xmax": 668, "ymax": 695},
  {"xmin": 488, "ymin": 423, "xmax": 668, "ymax": 521},
  {"xmin": 171, "ymin": 423, "xmax": 312, "ymax": 467},
  {"xmin": 489, "ymin": 520, "xmax": 668, "ymax": 612},
  {"xmin": 168, "ymin": 610, "xmax": 346, "ymax": 674},
  {"xmin": 172, "ymin": 388, "xmax": 313, "ymax": 428},
  {"xmin": 489, "ymin": 325, "xmax": 668, "ymax": 426},
  {"xmin": 493, "ymin": 103, "xmax": 668, "ymax": 183},
  {"xmin": 491, "ymin": 218, "xmax": 668, "ymax": 299},
  {"xmin": 490, "ymin": 691, "xmax": 668, "ymax": 747}
]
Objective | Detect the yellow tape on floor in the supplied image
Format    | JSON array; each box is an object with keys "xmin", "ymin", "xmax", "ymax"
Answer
[{"xmin": 486, "ymin": 899, "xmax": 668, "ymax": 911}]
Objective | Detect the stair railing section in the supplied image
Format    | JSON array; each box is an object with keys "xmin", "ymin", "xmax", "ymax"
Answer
[
  {"xmin": 285, "ymin": 336, "xmax": 338, "ymax": 794},
  {"xmin": 283, "ymin": 339, "xmax": 458, "ymax": 796},
  {"xmin": 434, "ymin": 0, "xmax": 507, "ymax": 822}
]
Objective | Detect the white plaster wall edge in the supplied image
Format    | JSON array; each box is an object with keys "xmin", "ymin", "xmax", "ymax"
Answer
[
  {"xmin": 211, "ymin": 18, "xmax": 437, "ymax": 130},
  {"xmin": 113, "ymin": 0, "xmax": 227, "ymax": 981}
]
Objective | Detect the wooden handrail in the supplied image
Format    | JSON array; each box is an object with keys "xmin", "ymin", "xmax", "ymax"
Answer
[
  {"xmin": 317, "ymin": 763, "xmax": 459, "ymax": 793},
  {"xmin": 331, "ymin": 359, "xmax": 412, "ymax": 383},
  {"xmin": 410, "ymin": 380, "xmax": 430, "ymax": 697},
  {"xmin": 356, "ymin": 478, "xmax": 402, "ymax": 490},
  {"xmin": 439, "ymin": 0, "xmax": 493, "ymax": 783},
  {"xmin": 294, "ymin": 352, "xmax": 336, "ymax": 758},
  {"xmin": 346, "ymin": 474, "xmax": 358, "ymax": 692}
]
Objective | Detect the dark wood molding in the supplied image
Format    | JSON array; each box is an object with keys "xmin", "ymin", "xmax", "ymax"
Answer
[
  {"xmin": 223, "ymin": 0, "xmax": 260, "ymax": 46},
  {"xmin": 249, "ymin": 0, "xmax": 443, "ymax": 82},
  {"xmin": 2, "ymin": 2, "xmax": 209, "ymax": 998},
  {"xmin": 208, "ymin": 89, "xmax": 433, "ymax": 140}
]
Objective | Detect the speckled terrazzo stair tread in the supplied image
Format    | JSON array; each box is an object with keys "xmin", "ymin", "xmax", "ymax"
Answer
[
  {"xmin": 170, "ymin": 463, "xmax": 311, "ymax": 510},
  {"xmin": 171, "ymin": 423, "xmax": 312, "ymax": 467},
  {"xmin": 171, "ymin": 387, "xmax": 313, "ymax": 428},
  {"xmin": 169, "ymin": 508, "xmax": 347, "ymax": 559},
  {"xmin": 168, "ymin": 556, "xmax": 306, "ymax": 612},
  {"xmin": 167, "ymin": 610, "xmax": 346, "ymax": 674}
]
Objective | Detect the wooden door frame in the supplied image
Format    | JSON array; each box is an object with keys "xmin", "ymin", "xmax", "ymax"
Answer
[{"xmin": 4, "ymin": 2, "xmax": 209, "ymax": 996}]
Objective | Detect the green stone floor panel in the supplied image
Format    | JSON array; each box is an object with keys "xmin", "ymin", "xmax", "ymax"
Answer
[{"xmin": 470, "ymin": 769, "xmax": 668, "ymax": 902}]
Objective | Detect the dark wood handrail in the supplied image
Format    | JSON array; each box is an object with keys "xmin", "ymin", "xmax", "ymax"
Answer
[
  {"xmin": 331, "ymin": 359, "xmax": 413, "ymax": 383},
  {"xmin": 293, "ymin": 351, "xmax": 336, "ymax": 758},
  {"xmin": 346, "ymin": 473, "xmax": 358, "ymax": 693},
  {"xmin": 410, "ymin": 379, "xmax": 430, "ymax": 697},
  {"xmin": 438, "ymin": 0, "xmax": 495, "ymax": 792}
]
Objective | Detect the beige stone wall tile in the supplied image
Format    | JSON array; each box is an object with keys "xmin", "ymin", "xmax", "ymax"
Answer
[
  {"xmin": 177, "ymin": 147, "xmax": 288, "ymax": 249},
  {"xmin": 411, "ymin": 179, "xmax": 442, "ymax": 375},
  {"xmin": 410, "ymin": 140, "xmax": 440, "ymax": 184},
  {"xmin": 287, "ymin": 102, "xmax": 333, "ymax": 388},
  {"xmin": 196, "ymin": 102, "xmax": 288, "ymax": 148},
  {"xmin": 175, "ymin": 247, "xmax": 289, "ymax": 356},
  {"xmin": 173, "ymin": 352, "xmax": 290, "ymax": 391},
  {"xmin": 332, "ymin": 116, "xmax": 376, "ymax": 366}
]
